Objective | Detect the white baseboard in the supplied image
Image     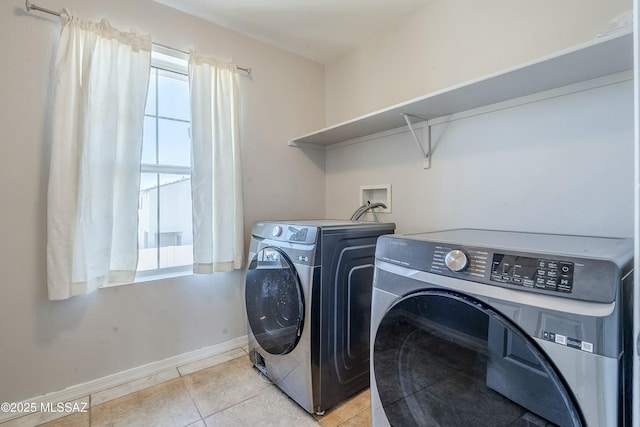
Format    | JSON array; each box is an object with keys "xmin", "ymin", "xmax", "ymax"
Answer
[{"xmin": 0, "ymin": 336, "xmax": 248, "ymax": 423}]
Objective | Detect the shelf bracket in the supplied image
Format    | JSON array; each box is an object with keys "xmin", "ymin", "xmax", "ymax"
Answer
[{"xmin": 402, "ymin": 113, "xmax": 431, "ymax": 169}]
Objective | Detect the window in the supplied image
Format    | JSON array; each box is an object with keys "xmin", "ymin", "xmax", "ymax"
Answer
[{"xmin": 137, "ymin": 48, "xmax": 193, "ymax": 278}]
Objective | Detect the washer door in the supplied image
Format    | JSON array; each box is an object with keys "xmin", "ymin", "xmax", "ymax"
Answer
[
  {"xmin": 373, "ymin": 290, "xmax": 583, "ymax": 426},
  {"xmin": 245, "ymin": 247, "xmax": 304, "ymax": 355}
]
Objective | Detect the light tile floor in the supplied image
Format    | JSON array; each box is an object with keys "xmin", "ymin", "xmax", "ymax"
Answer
[{"xmin": 0, "ymin": 348, "xmax": 371, "ymax": 427}]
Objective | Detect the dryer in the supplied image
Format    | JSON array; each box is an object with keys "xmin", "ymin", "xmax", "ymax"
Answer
[
  {"xmin": 245, "ymin": 220, "xmax": 395, "ymax": 414},
  {"xmin": 370, "ymin": 229, "xmax": 633, "ymax": 426}
]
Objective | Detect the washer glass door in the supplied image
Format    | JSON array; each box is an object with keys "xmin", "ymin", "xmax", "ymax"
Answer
[
  {"xmin": 373, "ymin": 290, "xmax": 583, "ymax": 426},
  {"xmin": 245, "ymin": 247, "xmax": 304, "ymax": 355}
]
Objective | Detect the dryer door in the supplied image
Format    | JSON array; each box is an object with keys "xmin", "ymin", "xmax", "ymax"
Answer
[
  {"xmin": 373, "ymin": 290, "xmax": 583, "ymax": 427},
  {"xmin": 245, "ymin": 247, "xmax": 304, "ymax": 355}
]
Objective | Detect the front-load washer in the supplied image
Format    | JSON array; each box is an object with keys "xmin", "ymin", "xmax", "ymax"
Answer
[
  {"xmin": 245, "ymin": 220, "xmax": 395, "ymax": 414},
  {"xmin": 370, "ymin": 229, "xmax": 633, "ymax": 427}
]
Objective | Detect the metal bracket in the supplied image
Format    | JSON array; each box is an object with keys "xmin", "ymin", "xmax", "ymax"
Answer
[{"xmin": 402, "ymin": 113, "xmax": 431, "ymax": 169}]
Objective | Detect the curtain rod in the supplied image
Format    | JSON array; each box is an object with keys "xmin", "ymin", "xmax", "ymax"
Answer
[
  {"xmin": 25, "ymin": 0, "xmax": 253, "ymax": 77},
  {"xmin": 25, "ymin": 0, "xmax": 60, "ymax": 16}
]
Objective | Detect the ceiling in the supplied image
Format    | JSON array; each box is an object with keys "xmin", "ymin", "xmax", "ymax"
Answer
[{"xmin": 153, "ymin": 0, "xmax": 431, "ymax": 64}]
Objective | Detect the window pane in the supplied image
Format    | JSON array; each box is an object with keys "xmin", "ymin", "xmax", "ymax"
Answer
[
  {"xmin": 158, "ymin": 174, "xmax": 193, "ymax": 268},
  {"xmin": 142, "ymin": 116, "xmax": 157, "ymax": 165},
  {"xmin": 137, "ymin": 51, "xmax": 192, "ymax": 278},
  {"xmin": 158, "ymin": 70, "xmax": 190, "ymax": 121},
  {"xmin": 158, "ymin": 119, "xmax": 190, "ymax": 167},
  {"xmin": 138, "ymin": 173, "xmax": 159, "ymax": 271},
  {"xmin": 145, "ymin": 69, "xmax": 157, "ymax": 115}
]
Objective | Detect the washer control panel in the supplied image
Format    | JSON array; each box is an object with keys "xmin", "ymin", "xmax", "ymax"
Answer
[
  {"xmin": 284, "ymin": 226, "xmax": 310, "ymax": 242},
  {"xmin": 252, "ymin": 222, "xmax": 318, "ymax": 244},
  {"xmin": 491, "ymin": 254, "xmax": 574, "ymax": 293},
  {"xmin": 432, "ymin": 246, "xmax": 489, "ymax": 279}
]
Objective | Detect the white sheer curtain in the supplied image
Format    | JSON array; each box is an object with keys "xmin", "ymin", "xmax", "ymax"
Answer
[
  {"xmin": 47, "ymin": 11, "xmax": 151, "ymax": 300},
  {"xmin": 189, "ymin": 52, "xmax": 244, "ymax": 273}
]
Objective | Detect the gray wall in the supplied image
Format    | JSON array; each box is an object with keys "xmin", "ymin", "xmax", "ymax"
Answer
[
  {"xmin": 326, "ymin": 78, "xmax": 634, "ymax": 238},
  {"xmin": 0, "ymin": 0, "xmax": 325, "ymax": 402}
]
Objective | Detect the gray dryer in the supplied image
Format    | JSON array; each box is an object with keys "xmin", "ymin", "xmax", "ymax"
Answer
[{"xmin": 370, "ymin": 229, "xmax": 633, "ymax": 426}]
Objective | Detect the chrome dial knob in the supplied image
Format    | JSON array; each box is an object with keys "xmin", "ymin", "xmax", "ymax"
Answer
[
  {"xmin": 272, "ymin": 225, "xmax": 282, "ymax": 237},
  {"xmin": 444, "ymin": 249, "xmax": 468, "ymax": 272}
]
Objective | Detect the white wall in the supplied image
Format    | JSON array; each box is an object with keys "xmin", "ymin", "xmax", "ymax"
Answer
[
  {"xmin": 325, "ymin": 0, "xmax": 632, "ymax": 126},
  {"xmin": 0, "ymin": 0, "xmax": 324, "ymax": 402},
  {"xmin": 326, "ymin": 78, "xmax": 634, "ymax": 237}
]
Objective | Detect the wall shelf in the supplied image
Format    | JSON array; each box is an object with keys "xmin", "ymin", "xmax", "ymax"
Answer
[{"xmin": 289, "ymin": 31, "xmax": 633, "ymax": 149}]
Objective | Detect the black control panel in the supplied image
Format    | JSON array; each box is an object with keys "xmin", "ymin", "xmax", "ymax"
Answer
[
  {"xmin": 491, "ymin": 254, "xmax": 574, "ymax": 293},
  {"xmin": 287, "ymin": 226, "xmax": 309, "ymax": 242}
]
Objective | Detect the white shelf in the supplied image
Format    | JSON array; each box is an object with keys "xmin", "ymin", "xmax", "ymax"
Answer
[{"xmin": 289, "ymin": 31, "xmax": 633, "ymax": 148}]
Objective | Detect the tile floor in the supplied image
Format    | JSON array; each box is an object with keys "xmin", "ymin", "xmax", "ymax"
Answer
[{"xmin": 0, "ymin": 348, "xmax": 371, "ymax": 427}]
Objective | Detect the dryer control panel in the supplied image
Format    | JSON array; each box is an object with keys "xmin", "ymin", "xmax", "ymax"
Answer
[
  {"xmin": 429, "ymin": 244, "xmax": 585, "ymax": 299},
  {"xmin": 375, "ymin": 229, "xmax": 633, "ymax": 304},
  {"xmin": 490, "ymin": 254, "xmax": 574, "ymax": 293},
  {"xmin": 431, "ymin": 246, "xmax": 575, "ymax": 294}
]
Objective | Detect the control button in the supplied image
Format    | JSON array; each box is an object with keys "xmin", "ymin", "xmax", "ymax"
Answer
[
  {"xmin": 536, "ymin": 269, "xmax": 546, "ymax": 277},
  {"xmin": 547, "ymin": 262, "xmax": 558, "ymax": 270},
  {"xmin": 292, "ymin": 228, "xmax": 308, "ymax": 241},
  {"xmin": 560, "ymin": 263, "xmax": 573, "ymax": 274},
  {"xmin": 444, "ymin": 249, "xmax": 468, "ymax": 272},
  {"xmin": 271, "ymin": 225, "xmax": 282, "ymax": 237}
]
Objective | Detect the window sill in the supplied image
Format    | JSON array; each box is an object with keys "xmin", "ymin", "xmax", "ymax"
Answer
[{"xmin": 135, "ymin": 267, "xmax": 193, "ymax": 283}]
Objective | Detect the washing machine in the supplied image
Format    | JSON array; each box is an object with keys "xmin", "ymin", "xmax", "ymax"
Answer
[
  {"xmin": 370, "ymin": 229, "xmax": 633, "ymax": 426},
  {"xmin": 245, "ymin": 220, "xmax": 395, "ymax": 414}
]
